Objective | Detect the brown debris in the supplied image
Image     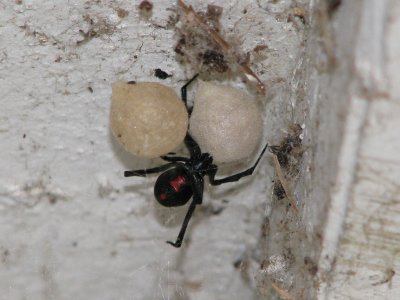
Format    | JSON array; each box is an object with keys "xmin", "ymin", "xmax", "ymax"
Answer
[
  {"xmin": 272, "ymin": 155, "xmax": 299, "ymax": 214},
  {"xmin": 139, "ymin": 1, "xmax": 153, "ymax": 18},
  {"xmin": 269, "ymin": 124, "xmax": 304, "ymax": 214},
  {"xmin": 139, "ymin": 0, "xmax": 153, "ymax": 12},
  {"xmin": 177, "ymin": 0, "xmax": 266, "ymax": 94},
  {"xmin": 201, "ymin": 49, "xmax": 229, "ymax": 73},
  {"xmin": 206, "ymin": 5, "xmax": 223, "ymax": 20},
  {"xmin": 271, "ymin": 282, "xmax": 295, "ymax": 300}
]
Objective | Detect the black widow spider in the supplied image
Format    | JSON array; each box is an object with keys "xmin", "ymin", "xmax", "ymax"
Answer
[{"xmin": 124, "ymin": 75, "xmax": 268, "ymax": 248}]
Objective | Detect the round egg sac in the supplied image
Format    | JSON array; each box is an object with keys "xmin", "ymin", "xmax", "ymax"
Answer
[
  {"xmin": 189, "ymin": 81, "xmax": 263, "ymax": 163},
  {"xmin": 110, "ymin": 81, "xmax": 189, "ymax": 158}
]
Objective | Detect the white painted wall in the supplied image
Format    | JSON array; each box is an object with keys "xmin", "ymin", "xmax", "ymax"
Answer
[
  {"xmin": 0, "ymin": 1, "xmax": 305, "ymax": 299},
  {"xmin": 317, "ymin": 0, "xmax": 400, "ymax": 299}
]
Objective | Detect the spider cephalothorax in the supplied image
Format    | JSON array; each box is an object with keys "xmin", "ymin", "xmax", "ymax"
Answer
[{"xmin": 125, "ymin": 75, "xmax": 267, "ymax": 247}]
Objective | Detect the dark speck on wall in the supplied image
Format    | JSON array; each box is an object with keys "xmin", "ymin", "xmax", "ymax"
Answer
[{"xmin": 154, "ymin": 68, "xmax": 172, "ymax": 80}]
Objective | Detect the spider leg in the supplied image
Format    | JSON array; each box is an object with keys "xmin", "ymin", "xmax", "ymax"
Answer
[
  {"xmin": 208, "ymin": 143, "xmax": 268, "ymax": 185},
  {"xmin": 160, "ymin": 155, "xmax": 190, "ymax": 163},
  {"xmin": 166, "ymin": 199, "xmax": 197, "ymax": 248},
  {"xmin": 167, "ymin": 176, "xmax": 204, "ymax": 248},
  {"xmin": 124, "ymin": 163, "xmax": 176, "ymax": 177},
  {"xmin": 184, "ymin": 133, "xmax": 202, "ymax": 159},
  {"xmin": 160, "ymin": 134, "xmax": 202, "ymax": 162},
  {"xmin": 181, "ymin": 73, "xmax": 199, "ymax": 113},
  {"xmin": 179, "ymin": 74, "xmax": 202, "ymax": 159}
]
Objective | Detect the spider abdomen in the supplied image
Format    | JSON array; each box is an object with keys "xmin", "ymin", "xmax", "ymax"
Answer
[{"xmin": 154, "ymin": 166, "xmax": 193, "ymax": 207}]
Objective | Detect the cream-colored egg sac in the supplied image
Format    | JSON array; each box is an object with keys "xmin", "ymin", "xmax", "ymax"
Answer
[
  {"xmin": 189, "ymin": 81, "xmax": 263, "ymax": 163},
  {"xmin": 110, "ymin": 81, "xmax": 188, "ymax": 158}
]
